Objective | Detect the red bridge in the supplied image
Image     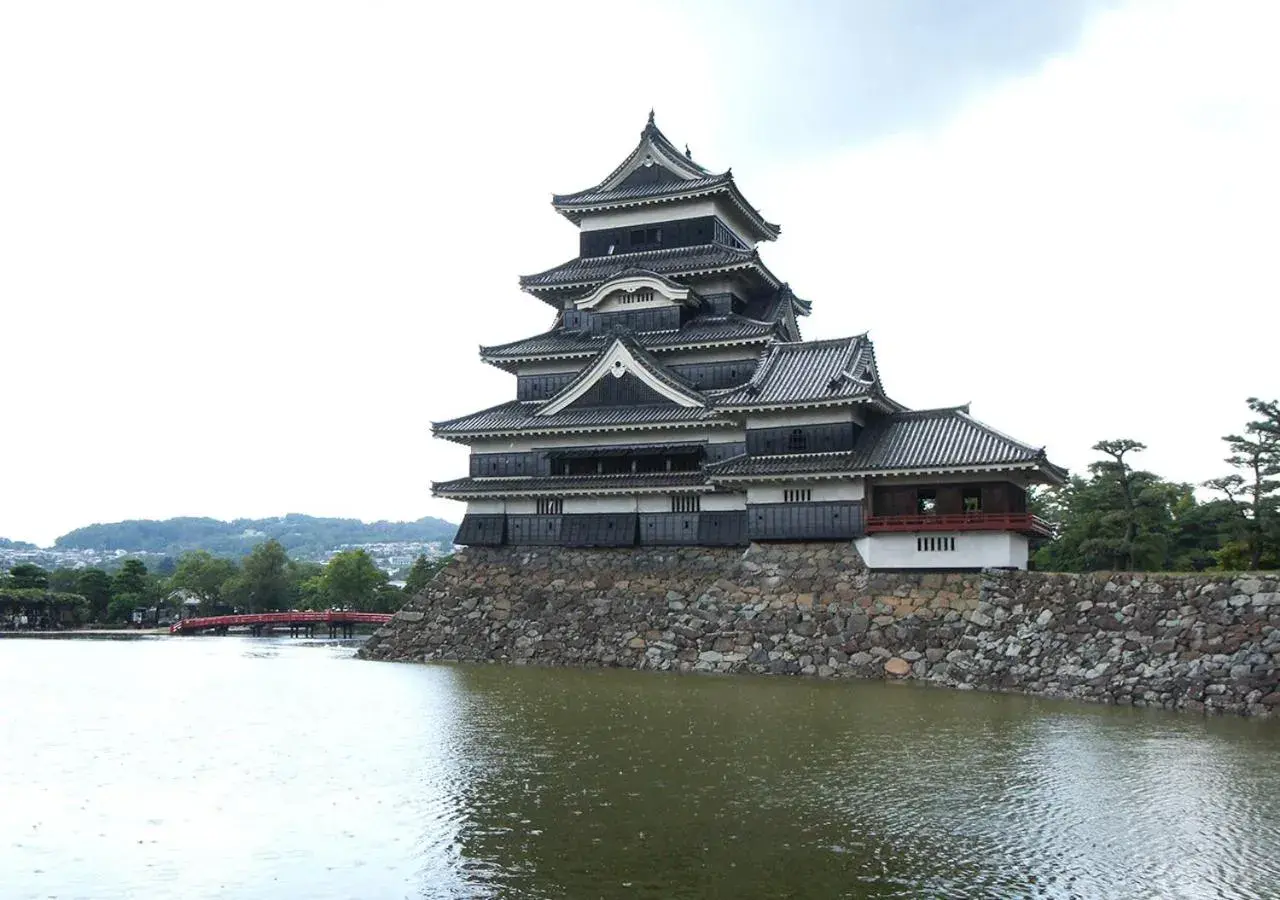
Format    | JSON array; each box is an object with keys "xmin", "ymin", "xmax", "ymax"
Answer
[{"xmin": 170, "ymin": 610, "xmax": 393, "ymax": 638}]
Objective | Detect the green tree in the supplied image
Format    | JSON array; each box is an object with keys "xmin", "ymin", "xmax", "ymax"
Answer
[
  {"xmin": 1204, "ymin": 397, "xmax": 1280, "ymax": 570},
  {"xmin": 223, "ymin": 540, "xmax": 291, "ymax": 612},
  {"xmin": 6, "ymin": 563, "xmax": 50, "ymax": 590},
  {"xmin": 403, "ymin": 553, "xmax": 450, "ymax": 597},
  {"xmin": 288, "ymin": 560, "xmax": 327, "ymax": 610},
  {"xmin": 107, "ymin": 592, "xmax": 142, "ymax": 624},
  {"xmin": 170, "ymin": 551, "xmax": 238, "ymax": 612},
  {"xmin": 113, "ymin": 559, "xmax": 150, "ymax": 597},
  {"xmin": 75, "ymin": 568, "xmax": 114, "ymax": 622},
  {"xmin": 321, "ymin": 549, "xmax": 387, "ymax": 611}
]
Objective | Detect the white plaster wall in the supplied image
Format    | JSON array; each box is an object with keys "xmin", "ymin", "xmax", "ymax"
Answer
[
  {"xmin": 854, "ymin": 533, "xmax": 1029, "ymax": 569},
  {"xmin": 579, "ymin": 200, "xmax": 720, "ymax": 231},
  {"xmin": 746, "ymin": 482, "xmax": 864, "ymax": 504},
  {"xmin": 506, "ymin": 499, "xmax": 537, "ymax": 515},
  {"xmin": 577, "ymin": 201, "xmax": 757, "ymax": 248},
  {"xmin": 563, "ymin": 495, "xmax": 639, "ymax": 514},
  {"xmin": 514, "ymin": 361, "xmax": 588, "ymax": 377},
  {"xmin": 636, "ymin": 495, "xmax": 671, "ymax": 513},
  {"xmin": 745, "ymin": 407, "xmax": 864, "ymax": 427},
  {"xmin": 465, "ymin": 500, "xmax": 505, "ymax": 515},
  {"xmin": 702, "ymin": 492, "xmax": 746, "ymax": 511}
]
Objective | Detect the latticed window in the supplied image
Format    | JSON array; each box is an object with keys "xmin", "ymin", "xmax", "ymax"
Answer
[
  {"xmin": 671, "ymin": 495, "xmax": 700, "ymax": 513},
  {"xmin": 783, "ymin": 489, "xmax": 813, "ymax": 503},
  {"xmin": 536, "ymin": 497, "xmax": 564, "ymax": 515},
  {"xmin": 788, "ymin": 428, "xmax": 808, "ymax": 453}
]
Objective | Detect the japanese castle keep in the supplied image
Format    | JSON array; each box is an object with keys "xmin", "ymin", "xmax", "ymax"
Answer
[{"xmin": 433, "ymin": 114, "xmax": 1066, "ymax": 569}]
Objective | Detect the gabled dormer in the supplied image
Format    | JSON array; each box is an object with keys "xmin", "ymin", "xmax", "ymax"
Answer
[
  {"xmin": 552, "ymin": 113, "xmax": 780, "ymax": 247},
  {"xmin": 538, "ymin": 336, "xmax": 708, "ymax": 415}
]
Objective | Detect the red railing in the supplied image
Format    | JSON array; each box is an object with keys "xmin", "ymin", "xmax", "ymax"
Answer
[
  {"xmin": 864, "ymin": 513, "xmax": 1053, "ymax": 537},
  {"xmin": 170, "ymin": 610, "xmax": 393, "ymax": 635}
]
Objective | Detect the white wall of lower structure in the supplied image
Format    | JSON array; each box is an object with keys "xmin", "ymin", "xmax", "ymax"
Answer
[
  {"xmin": 465, "ymin": 500, "xmax": 505, "ymax": 515},
  {"xmin": 855, "ymin": 532, "xmax": 1029, "ymax": 570},
  {"xmin": 562, "ymin": 495, "xmax": 639, "ymax": 513},
  {"xmin": 745, "ymin": 406, "xmax": 866, "ymax": 428},
  {"xmin": 702, "ymin": 492, "xmax": 746, "ymax": 511},
  {"xmin": 747, "ymin": 481, "xmax": 864, "ymax": 503}
]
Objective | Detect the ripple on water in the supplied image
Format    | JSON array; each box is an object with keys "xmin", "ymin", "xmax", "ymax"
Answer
[{"xmin": 1, "ymin": 641, "xmax": 1278, "ymax": 899}]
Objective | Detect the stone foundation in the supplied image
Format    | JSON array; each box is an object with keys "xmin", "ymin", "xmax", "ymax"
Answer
[{"xmin": 357, "ymin": 544, "xmax": 1280, "ymax": 717}]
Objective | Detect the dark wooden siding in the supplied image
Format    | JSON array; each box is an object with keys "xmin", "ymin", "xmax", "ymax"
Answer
[
  {"xmin": 745, "ymin": 422, "xmax": 858, "ymax": 456},
  {"xmin": 517, "ymin": 372, "xmax": 577, "ymax": 402},
  {"xmin": 704, "ymin": 442, "xmax": 747, "ymax": 465},
  {"xmin": 747, "ymin": 501, "xmax": 864, "ymax": 541},
  {"xmin": 561, "ymin": 514, "xmax": 637, "ymax": 547},
  {"xmin": 669, "ymin": 360, "xmax": 757, "ymax": 390},
  {"xmin": 583, "ymin": 306, "xmax": 683, "ymax": 336},
  {"xmin": 698, "ymin": 511, "xmax": 747, "ymax": 545},
  {"xmin": 870, "ymin": 482, "xmax": 1027, "ymax": 516},
  {"xmin": 638, "ymin": 513, "xmax": 701, "ymax": 545},
  {"xmin": 562, "ymin": 371, "xmax": 676, "ymax": 408},
  {"xmin": 470, "ymin": 452, "xmax": 551, "ymax": 478},
  {"xmin": 455, "ymin": 515, "xmax": 503, "ymax": 546},
  {"xmin": 579, "ymin": 216, "xmax": 719, "ymax": 258},
  {"xmin": 507, "ymin": 515, "xmax": 563, "ymax": 545}
]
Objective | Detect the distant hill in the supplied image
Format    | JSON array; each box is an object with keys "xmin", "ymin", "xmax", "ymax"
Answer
[
  {"xmin": 54, "ymin": 514, "xmax": 458, "ymax": 557},
  {"xmin": 0, "ymin": 537, "xmax": 38, "ymax": 551}
]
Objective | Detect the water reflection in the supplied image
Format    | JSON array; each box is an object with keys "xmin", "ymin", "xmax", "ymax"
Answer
[{"xmin": 1, "ymin": 640, "xmax": 1277, "ymax": 899}]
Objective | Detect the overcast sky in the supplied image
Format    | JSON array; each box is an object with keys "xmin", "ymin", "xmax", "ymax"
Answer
[{"xmin": 2, "ymin": 0, "xmax": 1276, "ymax": 547}]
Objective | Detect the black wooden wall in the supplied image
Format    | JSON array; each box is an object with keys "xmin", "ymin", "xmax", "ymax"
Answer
[
  {"xmin": 580, "ymin": 216, "xmax": 719, "ymax": 258},
  {"xmin": 746, "ymin": 422, "xmax": 859, "ymax": 456},
  {"xmin": 669, "ymin": 360, "xmax": 757, "ymax": 390},
  {"xmin": 455, "ymin": 515, "xmax": 504, "ymax": 546},
  {"xmin": 747, "ymin": 501, "xmax": 864, "ymax": 541},
  {"xmin": 517, "ymin": 372, "xmax": 578, "ymax": 402}
]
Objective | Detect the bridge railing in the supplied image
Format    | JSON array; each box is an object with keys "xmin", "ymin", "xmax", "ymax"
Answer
[{"xmin": 170, "ymin": 610, "xmax": 393, "ymax": 635}]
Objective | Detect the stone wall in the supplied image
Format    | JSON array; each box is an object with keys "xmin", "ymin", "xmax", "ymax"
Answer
[{"xmin": 357, "ymin": 544, "xmax": 1280, "ymax": 717}]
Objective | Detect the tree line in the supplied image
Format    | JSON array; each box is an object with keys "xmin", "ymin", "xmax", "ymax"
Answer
[
  {"xmin": 1032, "ymin": 398, "xmax": 1279, "ymax": 572},
  {"xmin": 1, "ymin": 542, "xmax": 450, "ymax": 626}
]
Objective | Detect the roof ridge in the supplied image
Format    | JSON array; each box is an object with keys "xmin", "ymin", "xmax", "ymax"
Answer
[{"xmin": 954, "ymin": 407, "xmax": 1046, "ymax": 454}]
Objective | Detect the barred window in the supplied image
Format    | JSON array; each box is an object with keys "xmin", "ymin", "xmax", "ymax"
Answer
[
  {"xmin": 783, "ymin": 489, "xmax": 813, "ymax": 503},
  {"xmin": 788, "ymin": 428, "xmax": 808, "ymax": 453},
  {"xmin": 671, "ymin": 495, "xmax": 700, "ymax": 513},
  {"xmin": 536, "ymin": 497, "xmax": 564, "ymax": 515},
  {"xmin": 916, "ymin": 536, "xmax": 956, "ymax": 552}
]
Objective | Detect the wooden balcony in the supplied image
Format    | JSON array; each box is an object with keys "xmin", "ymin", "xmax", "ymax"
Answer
[{"xmin": 864, "ymin": 513, "xmax": 1053, "ymax": 537}]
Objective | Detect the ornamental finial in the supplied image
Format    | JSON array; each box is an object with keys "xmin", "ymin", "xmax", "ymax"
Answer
[
  {"xmin": 647, "ymin": 108, "xmax": 655, "ymax": 127},
  {"xmin": 685, "ymin": 143, "xmax": 692, "ymax": 158}
]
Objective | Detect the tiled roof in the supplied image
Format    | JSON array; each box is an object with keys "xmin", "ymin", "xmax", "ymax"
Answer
[
  {"xmin": 480, "ymin": 314, "xmax": 779, "ymax": 364},
  {"xmin": 433, "ymin": 400, "xmax": 726, "ymax": 438},
  {"xmin": 715, "ymin": 336, "xmax": 883, "ymax": 409},
  {"xmin": 553, "ymin": 173, "xmax": 731, "ymax": 207},
  {"xmin": 553, "ymin": 173, "xmax": 781, "ymax": 240},
  {"xmin": 433, "ymin": 472, "xmax": 711, "ymax": 496},
  {"xmin": 519, "ymin": 243, "xmax": 777, "ymax": 293},
  {"xmin": 850, "ymin": 407, "xmax": 1061, "ymax": 474},
  {"xmin": 707, "ymin": 407, "xmax": 1066, "ymax": 481}
]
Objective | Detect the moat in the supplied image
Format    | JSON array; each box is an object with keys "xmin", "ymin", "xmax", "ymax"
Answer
[{"xmin": 2, "ymin": 637, "xmax": 1278, "ymax": 899}]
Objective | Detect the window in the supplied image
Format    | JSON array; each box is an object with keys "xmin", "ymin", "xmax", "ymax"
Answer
[
  {"xmin": 917, "ymin": 489, "xmax": 937, "ymax": 515},
  {"xmin": 962, "ymin": 487, "xmax": 982, "ymax": 513},
  {"xmin": 536, "ymin": 498, "xmax": 563, "ymax": 515},
  {"xmin": 917, "ymin": 536, "xmax": 956, "ymax": 552},
  {"xmin": 784, "ymin": 489, "xmax": 813, "ymax": 503},
  {"xmin": 787, "ymin": 428, "xmax": 808, "ymax": 453},
  {"xmin": 671, "ymin": 495, "xmax": 700, "ymax": 513}
]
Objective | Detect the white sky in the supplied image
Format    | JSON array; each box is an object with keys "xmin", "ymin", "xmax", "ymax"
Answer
[{"xmin": 1, "ymin": 0, "xmax": 1276, "ymax": 547}]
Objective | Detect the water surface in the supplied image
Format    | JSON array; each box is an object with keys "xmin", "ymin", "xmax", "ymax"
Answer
[{"xmin": 1, "ymin": 638, "xmax": 1277, "ymax": 899}]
